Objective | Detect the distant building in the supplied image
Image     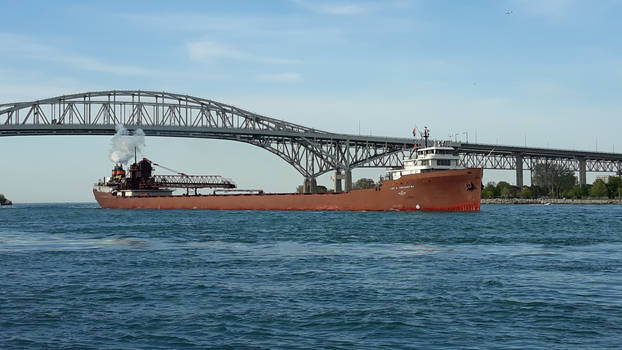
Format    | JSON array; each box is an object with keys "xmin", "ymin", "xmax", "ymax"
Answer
[
  {"xmin": 596, "ymin": 175, "xmax": 610, "ymax": 184},
  {"xmin": 596, "ymin": 174, "xmax": 621, "ymax": 184}
]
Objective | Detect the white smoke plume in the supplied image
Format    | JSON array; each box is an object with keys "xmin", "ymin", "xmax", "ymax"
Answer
[{"xmin": 109, "ymin": 124, "xmax": 146, "ymax": 164}]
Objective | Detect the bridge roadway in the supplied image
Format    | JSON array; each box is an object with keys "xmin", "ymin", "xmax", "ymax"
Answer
[{"xmin": 1, "ymin": 90, "xmax": 621, "ymax": 191}]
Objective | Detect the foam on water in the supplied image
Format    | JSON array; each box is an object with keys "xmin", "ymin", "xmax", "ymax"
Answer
[{"xmin": 0, "ymin": 235, "xmax": 150, "ymax": 251}]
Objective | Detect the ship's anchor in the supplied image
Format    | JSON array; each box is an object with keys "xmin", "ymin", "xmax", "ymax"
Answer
[{"xmin": 466, "ymin": 182, "xmax": 475, "ymax": 191}]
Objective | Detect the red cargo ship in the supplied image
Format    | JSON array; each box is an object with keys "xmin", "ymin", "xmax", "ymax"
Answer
[{"xmin": 93, "ymin": 140, "xmax": 482, "ymax": 211}]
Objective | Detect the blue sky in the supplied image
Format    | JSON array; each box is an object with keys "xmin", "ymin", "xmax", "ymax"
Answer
[{"xmin": 1, "ymin": 0, "xmax": 622, "ymax": 202}]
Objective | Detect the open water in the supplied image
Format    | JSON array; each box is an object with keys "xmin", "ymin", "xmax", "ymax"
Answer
[{"xmin": 1, "ymin": 203, "xmax": 621, "ymax": 349}]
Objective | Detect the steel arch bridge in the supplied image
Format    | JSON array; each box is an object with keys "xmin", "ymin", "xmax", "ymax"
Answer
[
  {"xmin": 2, "ymin": 90, "xmax": 622, "ymax": 191},
  {"xmin": 0, "ymin": 90, "xmax": 420, "ymax": 191}
]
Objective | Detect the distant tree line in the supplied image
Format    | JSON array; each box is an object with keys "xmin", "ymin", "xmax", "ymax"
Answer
[
  {"xmin": 352, "ymin": 178, "xmax": 376, "ymax": 190},
  {"xmin": 0, "ymin": 194, "xmax": 12, "ymax": 205},
  {"xmin": 482, "ymin": 164, "xmax": 622, "ymax": 199}
]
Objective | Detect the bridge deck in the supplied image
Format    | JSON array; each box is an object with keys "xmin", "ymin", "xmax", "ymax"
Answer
[{"xmin": 1, "ymin": 90, "xmax": 621, "ymax": 184}]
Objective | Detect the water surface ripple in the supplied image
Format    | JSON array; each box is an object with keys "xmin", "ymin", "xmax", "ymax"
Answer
[{"xmin": 1, "ymin": 204, "xmax": 621, "ymax": 349}]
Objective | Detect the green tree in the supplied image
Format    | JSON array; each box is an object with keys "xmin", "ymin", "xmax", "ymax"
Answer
[
  {"xmin": 578, "ymin": 184, "xmax": 591, "ymax": 198},
  {"xmin": 589, "ymin": 179, "xmax": 608, "ymax": 198},
  {"xmin": 297, "ymin": 185, "xmax": 330, "ymax": 193},
  {"xmin": 500, "ymin": 186, "xmax": 513, "ymax": 198},
  {"xmin": 563, "ymin": 186, "xmax": 582, "ymax": 198},
  {"xmin": 496, "ymin": 182, "xmax": 519, "ymax": 198},
  {"xmin": 606, "ymin": 176, "xmax": 622, "ymax": 199},
  {"xmin": 352, "ymin": 178, "xmax": 375, "ymax": 190},
  {"xmin": 529, "ymin": 185, "xmax": 548, "ymax": 198},
  {"xmin": 316, "ymin": 185, "xmax": 329, "ymax": 193},
  {"xmin": 518, "ymin": 187, "xmax": 533, "ymax": 198},
  {"xmin": 482, "ymin": 182, "xmax": 499, "ymax": 198},
  {"xmin": 532, "ymin": 163, "xmax": 576, "ymax": 197},
  {"xmin": 0, "ymin": 194, "xmax": 10, "ymax": 205},
  {"xmin": 496, "ymin": 181, "xmax": 511, "ymax": 195}
]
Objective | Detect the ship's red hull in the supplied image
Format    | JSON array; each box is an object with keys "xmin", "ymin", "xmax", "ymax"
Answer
[{"xmin": 94, "ymin": 168, "xmax": 482, "ymax": 211}]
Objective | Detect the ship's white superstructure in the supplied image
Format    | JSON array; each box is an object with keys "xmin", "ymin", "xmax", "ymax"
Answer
[{"xmin": 388, "ymin": 143, "xmax": 462, "ymax": 180}]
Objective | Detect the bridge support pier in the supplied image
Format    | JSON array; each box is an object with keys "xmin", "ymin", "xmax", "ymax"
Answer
[
  {"xmin": 345, "ymin": 169, "xmax": 352, "ymax": 192},
  {"xmin": 303, "ymin": 177, "xmax": 317, "ymax": 193},
  {"xmin": 333, "ymin": 169, "xmax": 352, "ymax": 193},
  {"xmin": 579, "ymin": 159, "xmax": 587, "ymax": 186},
  {"xmin": 334, "ymin": 170, "xmax": 343, "ymax": 193},
  {"xmin": 515, "ymin": 154, "xmax": 523, "ymax": 187}
]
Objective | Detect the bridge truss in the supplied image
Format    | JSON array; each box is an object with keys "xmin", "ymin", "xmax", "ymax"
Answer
[
  {"xmin": 1, "ymin": 90, "xmax": 621, "ymax": 191},
  {"xmin": 457, "ymin": 143, "xmax": 622, "ymax": 186},
  {"xmin": 0, "ymin": 91, "xmax": 415, "ymax": 190}
]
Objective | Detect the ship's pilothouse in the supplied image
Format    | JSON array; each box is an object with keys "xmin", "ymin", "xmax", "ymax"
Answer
[{"xmin": 387, "ymin": 126, "xmax": 462, "ymax": 181}]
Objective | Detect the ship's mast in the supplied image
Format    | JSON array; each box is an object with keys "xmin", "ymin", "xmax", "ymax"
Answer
[{"xmin": 423, "ymin": 126, "xmax": 430, "ymax": 148}]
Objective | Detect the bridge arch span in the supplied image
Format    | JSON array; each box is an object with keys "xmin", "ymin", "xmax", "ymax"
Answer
[
  {"xmin": 0, "ymin": 90, "xmax": 408, "ymax": 189},
  {"xmin": 3, "ymin": 90, "xmax": 620, "ymax": 191}
]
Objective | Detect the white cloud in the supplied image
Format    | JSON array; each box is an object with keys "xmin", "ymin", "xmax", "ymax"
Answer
[
  {"xmin": 0, "ymin": 32, "xmax": 151, "ymax": 75},
  {"xmin": 186, "ymin": 39, "xmax": 299, "ymax": 64},
  {"xmin": 257, "ymin": 72, "xmax": 302, "ymax": 83}
]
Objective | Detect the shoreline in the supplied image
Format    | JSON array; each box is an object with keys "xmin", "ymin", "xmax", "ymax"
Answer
[{"xmin": 482, "ymin": 198, "xmax": 622, "ymax": 205}]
